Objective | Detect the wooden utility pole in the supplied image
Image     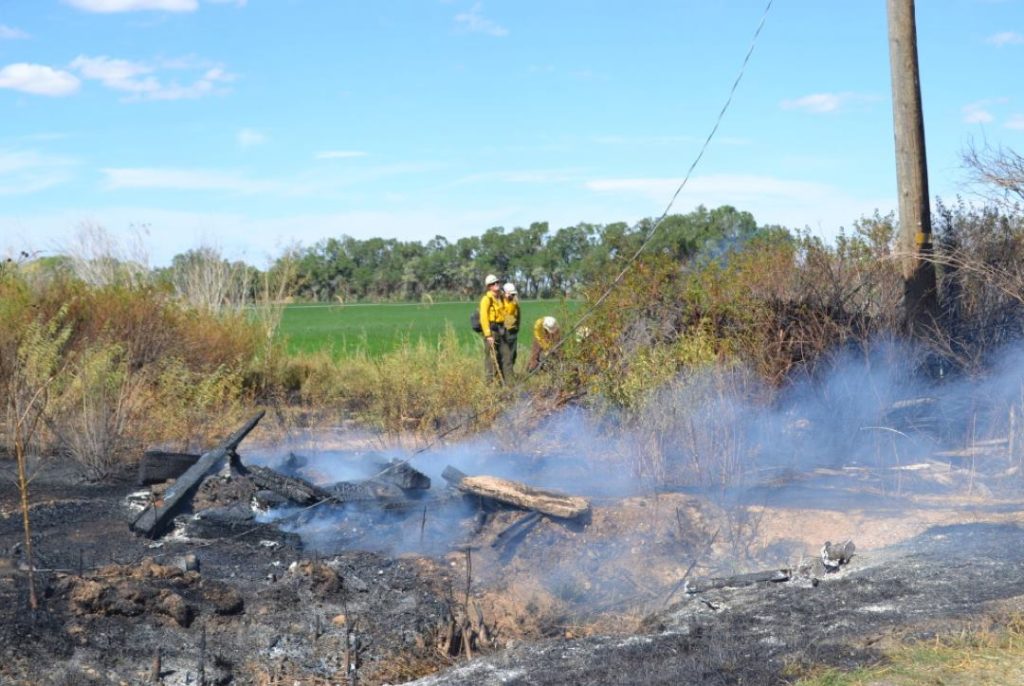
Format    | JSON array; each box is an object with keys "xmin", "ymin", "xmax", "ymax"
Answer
[{"xmin": 887, "ymin": 0, "xmax": 938, "ymax": 336}]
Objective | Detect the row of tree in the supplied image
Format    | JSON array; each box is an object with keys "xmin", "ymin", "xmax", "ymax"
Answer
[
  {"xmin": 26, "ymin": 205, "xmax": 774, "ymax": 306},
  {"xmin": 272, "ymin": 205, "xmax": 768, "ymax": 302}
]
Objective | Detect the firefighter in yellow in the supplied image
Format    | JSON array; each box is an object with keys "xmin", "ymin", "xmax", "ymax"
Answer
[
  {"xmin": 502, "ymin": 282, "xmax": 521, "ymax": 374},
  {"xmin": 479, "ymin": 274, "xmax": 509, "ymax": 383},
  {"xmin": 527, "ymin": 316, "xmax": 561, "ymax": 372}
]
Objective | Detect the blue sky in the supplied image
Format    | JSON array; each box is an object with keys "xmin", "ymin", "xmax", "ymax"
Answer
[{"xmin": 1, "ymin": 0, "xmax": 1022, "ymax": 267}]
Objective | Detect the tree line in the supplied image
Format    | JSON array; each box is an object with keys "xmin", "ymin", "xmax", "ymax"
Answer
[
  {"xmin": 269, "ymin": 205, "xmax": 768, "ymax": 302},
  {"xmin": 25, "ymin": 204, "xmax": 773, "ymax": 305}
]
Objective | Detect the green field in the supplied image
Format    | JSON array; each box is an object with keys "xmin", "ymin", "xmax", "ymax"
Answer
[{"xmin": 277, "ymin": 299, "xmax": 579, "ymax": 356}]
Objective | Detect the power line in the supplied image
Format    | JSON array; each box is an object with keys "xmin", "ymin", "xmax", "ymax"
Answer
[
  {"xmin": 561, "ymin": 0, "xmax": 775, "ymax": 342},
  {"xmin": 370, "ymin": 0, "xmax": 776, "ymax": 474}
]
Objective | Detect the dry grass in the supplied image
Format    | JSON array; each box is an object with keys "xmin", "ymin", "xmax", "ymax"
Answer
[
  {"xmin": 791, "ymin": 613, "xmax": 1024, "ymax": 686},
  {"xmin": 285, "ymin": 327, "xmax": 499, "ymax": 438}
]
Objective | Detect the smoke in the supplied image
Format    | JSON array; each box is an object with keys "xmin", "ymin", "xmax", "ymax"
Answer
[{"xmin": 239, "ymin": 337, "xmax": 1024, "ymax": 597}]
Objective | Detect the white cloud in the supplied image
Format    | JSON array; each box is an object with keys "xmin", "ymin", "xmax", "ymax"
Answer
[
  {"xmin": 781, "ymin": 93, "xmax": 843, "ymax": 113},
  {"xmin": 315, "ymin": 150, "xmax": 368, "ymax": 159},
  {"xmin": 962, "ymin": 98, "xmax": 1009, "ymax": 124},
  {"xmin": 70, "ymin": 55, "xmax": 154, "ymax": 88},
  {"xmin": 237, "ymin": 128, "xmax": 266, "ymax": 148},
  {"xmin": 101, "ymin": 167, "xmax": 282, "ymax": 194},
  {"xmin": 101, "ymin": 161, "xmax": 441, "ymax": 197},
  {"xmin": 0, "ymin": 149, "xmax": 76, "ymax": 195},
  {"xmin": 587, "ymin": 175, "xmax": 830, "ymax": 201},
  {"xmin": 963, "ymin": 102, "xmax": 995, "ymax": 124},
  {"xmin": 454, "ymin": 169, "xmax": 581, "ymax": 185},
  {"xmin": 0, "ymin": 24, "xmax": 29, "ymax": 40},
  {"xmin": 0, "ymin": 63, "xmax": 80, "ymax": 96},
  {"xmin": 780, "ymin": 92, "xmax": 878, "ymax": 114},
  {"xmin": 65, "ymin": 0, "xmax": 198, "ymax": 12},
  {"xmin": 594, "ymin": 134, "xmax": 695, "ymax": 146},
  {"xmin": 70, "ymin": 55, "xmax": 234, "ymax": 101},
  {"xmin": 585, "ymin": 173, "xmax": 891, "ymax": 234},
  {"xmin": 454, "ymin": 2, "xmax": 508, "ymax": 37},
  {"xmin": 0, "ymin": 206, "xmax": 519, "ymax": 267},
  {"xmin": 986, "ymin": 31, "xmax": 1024, "ymax": 47},
  {"xmin": 1005, "ymin": 114, "xmax": 1024, "ymax": 130}
]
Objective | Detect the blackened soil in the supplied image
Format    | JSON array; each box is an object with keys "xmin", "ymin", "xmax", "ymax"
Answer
[
  {"xmin": 409, "ymin": 521, "xmax": 1024, "ymax": 685},
  {"xmin": 0, "ymin": 460, "xmax": 456, "ymax": 685}
]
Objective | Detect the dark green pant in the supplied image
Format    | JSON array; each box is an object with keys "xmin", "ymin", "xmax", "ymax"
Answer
[{"xmin": 483, "ymin": 327, "xmax": 511, "ymax": 383}]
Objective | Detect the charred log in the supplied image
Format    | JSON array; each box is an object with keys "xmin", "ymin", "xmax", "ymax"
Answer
[
  {"xmin": 442, "ymin": 466, "xmax": 591, "ymax": 520},
  {"xmin": 372, "ymin": 458, "xmax": 431, "ymax": 491},
  {"xmin": 175, "ymin": 505, "xmax": 301, "ymax": 548},
  {"xmin": 684, "ymin": 569, "xmax": 791, "ymax": 594},
  {"xmin": 130, "ymin": 411, "xmax": 266, "ymax": 539},
  {"xmin": 246, "ymin": 465, "xmax": 333, "ymax": 506},
  {"xmin": 490, "ymin": 512, "xmax": 542, "ymax": 549}
]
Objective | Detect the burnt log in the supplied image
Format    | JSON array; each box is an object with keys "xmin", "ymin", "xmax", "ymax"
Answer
[
  {"xmin": 373, "ymin": 458, "xmax": 431, "ymax": 491},
  {"xmin": 442, "ymin": 466, "xmax": 590, "ymax": 520},
  {"xmin": 490, "ymin": 511, "xmax": 542, "ymax": 548},
  {"xmin": 137, "ymin": 450, "xmax": 200, "ymax": 486},
  {"xmin": 175, "ymin": 507, "xmax": 301, "ymax": 548},
  {"xmin": 129, "ymin": 410, "xmax": 266, "ymax": 538},
  {"xmin": 684, "ymin": 568, "xmax": 791, "ymax": 594},
  {"xmin": 247, "ymin": 465, "xmax": 333, "ymax": 506}
]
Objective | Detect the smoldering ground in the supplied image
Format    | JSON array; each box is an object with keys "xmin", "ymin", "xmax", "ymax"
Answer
[{"xmin": 238, "ymin": 337, "xmax": 1024, "ymax": 639}]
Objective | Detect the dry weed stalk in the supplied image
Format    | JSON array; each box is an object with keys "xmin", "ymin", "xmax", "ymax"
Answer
[
  {"xmin": 7, "ymin": 313, "xmax": 71, "ymax": 609},
  {"xmin": 171, "ymin": 244, "xmax": 253, "ymax": 314},
  {"xmin": 66, "ymin": 222, "xmax": 150, "ymax": 289}
]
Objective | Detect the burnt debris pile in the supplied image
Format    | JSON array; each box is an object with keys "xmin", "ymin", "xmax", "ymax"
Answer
[{"xmin": 127, "ymin": 411, "xmax": 593, "ymax": 556}]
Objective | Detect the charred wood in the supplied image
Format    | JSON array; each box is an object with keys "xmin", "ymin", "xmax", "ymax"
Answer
[
  {"xmin": 442, "ymin": 466, "xmax": 590, "ymax": 520},
  {"xmin": 372, "ymin": 458, "xmax": 431, "ymax": 491},
  {"xmin": 684, "ymin": 568, "xmax": 791, "ymax": 594},
  {"xmin": 130, "ymin": 411, "xmax": 265, "ymax": 539},
  {"xmin": 175, "ymin": 507, "xmax": 301, "ymax": 547},
  {"xmin": 490, "ymin": 512, "xmax": 542, "ymax": 548},
  {"xmin": 247, "ymin": 465, "xmax": 333, "ymax": 506},
  {"xmin": 328, "ymin": 479, "xmax": 405, "ymax": 503}
]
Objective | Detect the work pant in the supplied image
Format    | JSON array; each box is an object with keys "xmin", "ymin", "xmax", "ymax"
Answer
[
  {"xmin": 503, "ymin": 332, "xmax": 518, "ymax": 376},
  {"xmin": 483, "ymin": 326, "xmax": 510, "ymax": 384}
]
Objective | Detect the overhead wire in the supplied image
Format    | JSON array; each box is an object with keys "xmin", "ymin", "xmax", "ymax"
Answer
[
  {"xmin": 112, "ymin": 0, "xmax": 776, "ymax": 487},
  {"xmin": 387, "ymin": 0, "xmax": 777, "ymax": 467},
  {"xmin": 159, "ymin": 0, "xmax": 779, "ymax": 549}
]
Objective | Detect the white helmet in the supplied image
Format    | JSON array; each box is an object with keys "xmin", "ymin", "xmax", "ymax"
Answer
[
  {"xmin": 503, "ymin": 282, "xmax": 517, "ymax": 296},
  {"xmin": 542, "ymin": 316, "xmax": 558, "ymax": 333},
  {"xmin": 484, "ymin": 274, "xmax": 499, "ymax": 286}
]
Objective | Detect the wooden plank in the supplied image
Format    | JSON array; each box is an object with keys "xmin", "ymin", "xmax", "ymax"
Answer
[
  {"xmin": 442, "ymin": 466, "xmax": 590, "ymax": 520},
  {"xmin": 130, "ymin": 410, "xmax": 266, "ymax": 538}
]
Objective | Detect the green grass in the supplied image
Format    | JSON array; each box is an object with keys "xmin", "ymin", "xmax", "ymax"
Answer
[{"xmin": 277, "ymin": 299, "xmax": 579, "ymax": 357}]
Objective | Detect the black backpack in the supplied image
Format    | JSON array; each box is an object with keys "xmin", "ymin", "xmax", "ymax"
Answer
[{"xmin": 470, "ymin": 309, "xmax": 482, "ymax": 333}]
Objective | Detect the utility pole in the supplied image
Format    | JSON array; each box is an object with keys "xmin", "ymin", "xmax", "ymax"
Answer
[{"xmin": 887, "ymin": 0, "xmax": 938, "ymax": 336}]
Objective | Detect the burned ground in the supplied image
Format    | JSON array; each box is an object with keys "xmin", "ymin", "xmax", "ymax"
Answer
[
  {"xmin": 410, "ymin": 521, "xmax": 1024, "ymax": 686},
  {"xmin": 3, "ymin": 438, "xmax": 1024, "ymax": 685},
  {"xmin": 0, "ymin": 460, "xmax": 458, "ymax": 685}
]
